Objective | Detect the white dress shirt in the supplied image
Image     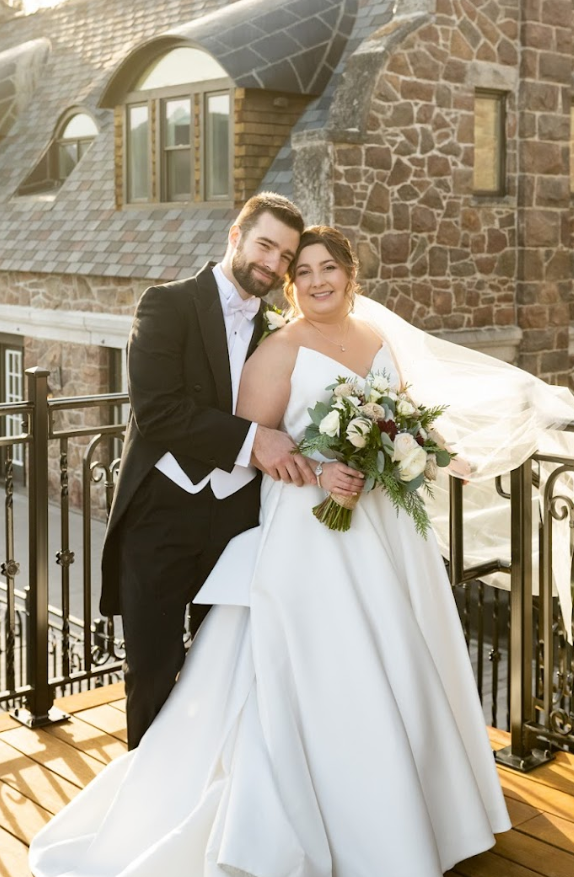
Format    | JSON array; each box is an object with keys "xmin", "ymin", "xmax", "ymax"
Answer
[{"xmin": 155, "ymin": 263, "xmax": 259, "ymax": 498}]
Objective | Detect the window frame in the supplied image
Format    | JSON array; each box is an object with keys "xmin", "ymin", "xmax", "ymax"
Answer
[
  {"xmin": 18, "ymin": 108, "xmax": 98, "ymax": 196},
  {"xmin": 472, "ymin": 89, "xmax": 507, "ymax": 198},
  {"xmin": 0, "ymin": 333, "xmax": 25, "ymax": 481},
  {"xmin": 124, "ymin": 100, "xmax": 153, "ymax": 204},
  {"xmin": 124, "ymin": 75, "xmax": 234, "ymax": 206}
]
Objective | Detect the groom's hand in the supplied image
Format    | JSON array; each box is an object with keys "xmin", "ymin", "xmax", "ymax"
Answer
[{"xmin": 252, "ymin": 426, "xmax": 316, "ymax": 486}]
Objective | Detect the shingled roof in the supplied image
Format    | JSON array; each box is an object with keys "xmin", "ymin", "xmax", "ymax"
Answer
[
  {"xmin": 0, "ymin": 0, "xmax": 393, "ymax": 283},
  {"xmin": 0, "ymin": 38, "xmax": 50, "ymax": 137}
]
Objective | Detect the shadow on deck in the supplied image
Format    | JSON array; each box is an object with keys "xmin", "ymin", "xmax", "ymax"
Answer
[{"xmin": 0, "ymin": 684, "xmax": 573, "ymax": 877}]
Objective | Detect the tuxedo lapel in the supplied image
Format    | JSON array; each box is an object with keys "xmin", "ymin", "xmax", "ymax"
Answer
[
  {"xmin": 247, "ymin": 306, "xmax": 265, "ymax": 359},
  {"xmin": 193, "ymin": 264, "xmax": 233, "ymax": 412}
]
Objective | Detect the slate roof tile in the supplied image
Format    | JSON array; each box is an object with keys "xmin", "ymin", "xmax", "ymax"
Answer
[{"xmin": 0, "ymin": 0, "xmax": 393, "ymax": 283}]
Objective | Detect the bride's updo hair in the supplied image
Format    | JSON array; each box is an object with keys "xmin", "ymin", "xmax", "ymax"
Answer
[{"xmin": 284, "ymin": 225, "xmax": 362, "ymax": 314}]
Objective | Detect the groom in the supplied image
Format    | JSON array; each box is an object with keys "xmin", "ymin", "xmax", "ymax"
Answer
[{"xmin": 100, "ymin": 192, "xmax": 316, "ymax": 749}]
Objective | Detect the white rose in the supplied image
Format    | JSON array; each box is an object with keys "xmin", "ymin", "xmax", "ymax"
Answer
[
  {"xmin": 346, "ymin": 417, "xmax": 371, "ymax": 448},
  {"xmin": 319, "ymin": 410, "xmax": 341, "ymax": 437},
  {"xmin": 371, "ymin": 375, "xmax": 390, "ymax": 394},
  {"xmin": 346, "ymin": 396, "xmax": 363, "ymax": 409},
  {"xmin": 424, "ymin": 453, "xmax": 438, "ymax": 481},
  {"xmin": 397, "ymin": 398, "xmax": 416, "ymax": 417},
  {"xmin": 334, "ymin": 382, "xmax": 357, "ymax": 398},
  {"xmin": 392, "ymin": 432, "xmax": 419, "ymax": 462},
  {"xmin": 265, "ymin": 310, "xmax": 287, "ymax": 330},
  {"xmin": 368, "ymin": 389, "xmax": 383, "ymax": 403},
  {"xmin": 360, "ymin": 402, "xmax": 386, "ymax": 421},
  {"xmin": 398, "ymin": 447, "xmax": 428, "ymax": 482}
]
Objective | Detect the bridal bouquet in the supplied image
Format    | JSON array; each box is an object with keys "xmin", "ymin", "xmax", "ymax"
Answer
[{"xmin": 296, "ymin": 370, "xmax": 455, "ymax": 536}]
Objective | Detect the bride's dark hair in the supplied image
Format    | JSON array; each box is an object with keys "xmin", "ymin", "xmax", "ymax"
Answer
[{"xmin": 283, "ymin": 226, "xmax": 362, "ymax": 314}]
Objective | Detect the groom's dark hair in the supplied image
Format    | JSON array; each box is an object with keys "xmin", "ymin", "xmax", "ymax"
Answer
[{"xmin": 236, "ymin": 192, "xmax": 304, "ymax": 237}]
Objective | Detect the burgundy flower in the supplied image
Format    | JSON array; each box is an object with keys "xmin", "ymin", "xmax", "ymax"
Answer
[
  {"xmin": 377, "ymin": 418, "xmax": 398, "ymax": 440},
  {"xmin": 416, "ymin": 433, "xmax": 425, "ymax": 446}
]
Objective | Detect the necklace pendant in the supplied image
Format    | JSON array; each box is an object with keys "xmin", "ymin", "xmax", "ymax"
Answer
[{"xmin": 340, "ymin": 346, "xmax": 346, "ymax": 352}]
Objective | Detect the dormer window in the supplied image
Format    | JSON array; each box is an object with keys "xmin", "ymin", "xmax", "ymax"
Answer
[
  {"xmin": 56, "ymin": 113, "xmax": 99, "ymax": 182},
  {"xmin": 18, "ymin": 109, "xmax": 98, "ymax": 195},
  {"xmin": 124, "ymin": 47, "xmax": 232, "ymax": 205}
]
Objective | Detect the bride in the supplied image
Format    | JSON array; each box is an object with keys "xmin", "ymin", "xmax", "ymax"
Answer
[{"xmin": 30, "ymin": 226, "xmax": 513, "ymax": 877}]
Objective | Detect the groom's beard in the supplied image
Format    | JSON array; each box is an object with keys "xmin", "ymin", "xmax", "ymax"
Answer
[{"xmin": 232, "ymin": 249, "xmax": 281, "ymax": 299}]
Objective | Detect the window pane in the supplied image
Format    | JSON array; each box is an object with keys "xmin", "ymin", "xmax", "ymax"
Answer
[
  {"xmin": 58, "ymin": 142, "xmax": 78, "ymax": 180},
  {"xmin": 165, "ymin": 99, "xmax": 191, "ymax": 147},
  {"xmin": 60, "ymin": 113, "xmax": 98, "ymax": 139},
  {"xmin": 474, "ymin": 94, "xmax": 503, "ymax": 193},
  {"xmin": 166, "ymin": 149, "xmax": 191, "ymax": 200},
  {"xmin": 128, "ymin": 104, "xmax": 149, "ymax": 201},
  {"xmin": 206, "ymin": 93, "xmax": 230, "ymax": 199},
  {"xmin": 136, "ymin": 48, "xmax": 227, "ymax": 90},
  {"xmin": 5, "ymin": 349, "xmax": 23, "ymax": 466}
]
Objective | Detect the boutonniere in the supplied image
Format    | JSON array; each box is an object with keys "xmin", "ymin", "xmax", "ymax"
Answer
[{"xmin": 258, "ymin": 304, "xmax": 291, "ymax": 345}]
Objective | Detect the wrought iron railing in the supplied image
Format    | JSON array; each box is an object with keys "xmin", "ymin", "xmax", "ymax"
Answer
[
  {"xmin": 0, "ymin": 368, "xmax": 126, "ymax": 725},
  {"xmin": 0, "ymin": 367, "xmax": 572, "ymax": 769}
]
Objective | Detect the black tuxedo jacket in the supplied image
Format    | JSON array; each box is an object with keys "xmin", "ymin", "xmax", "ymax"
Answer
[{"xmin": 100, "ymin": 263, "xmax": 264, "ymax": 616}]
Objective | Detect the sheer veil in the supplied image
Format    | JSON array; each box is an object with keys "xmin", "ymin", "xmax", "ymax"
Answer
[{"xmin": 355, "ymin": 295, "xmax": 574, "ymax": 637}]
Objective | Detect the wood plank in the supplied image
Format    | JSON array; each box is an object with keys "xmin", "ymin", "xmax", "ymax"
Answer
[
  {"xmin": 505, "ymin": 796, "xmax": 541, "ymax": 828},
  {"xmin": 498, "ymin": 766, "xmax": 574, "ymax": 821},
  {"xmin": 0, "ymin": 825, "xmax": 32, "ymax": 877},
  {"xmin": 0, "ymin": 712, "xmax": 18, "ymax": 733},
  {"xmin": 494, "ymin": 827, "xmax": 574, "ymax": 876},
  {"xmin": 44, "ymin": 714, "xmax": 127, "ymax": 765},
  {"xmin": 54, "ymin": 681, "xmax": 125, "ymax": 715},
  {"xmin": 0, "ymin": 725, "xmax": 105, "ymax": 789},
  {"xmin": 109, "ymin": 697, "xmax": 126, "ymax": 713},
  {"xmin": 517, "ymin": 812, "xmax": 574, "ymax": 856},
  {"xmin": 73, "ymin": 704, "xmax": 128, "ymax": 743},
  {"xmin": 496, "ymin": 757, "xmax": 574, "ymax": 803},
  {"xmin": 454, "ymin": 849, "xmax": 546, "ymax": 876},
  {"xmin": 0, "ymin": 739, "xmax": 79, "ymax": 815},
  {"xmin": 488, "ymin": 727, "xmax": 511, "ymax": 749},
  {"xmin": 0, "ymin": 779, "xmax": 51, "ymax": 846}
]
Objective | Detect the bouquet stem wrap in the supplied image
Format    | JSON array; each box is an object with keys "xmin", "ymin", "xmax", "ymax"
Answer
[{"xmin": 313, "ymin": 491, "xmax": 360, "ymax": 532}]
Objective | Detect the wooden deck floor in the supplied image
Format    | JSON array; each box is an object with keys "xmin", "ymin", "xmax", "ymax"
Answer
[{"xmin": 1, "ymin": 685, "xmax": 573, "ymax": 877}]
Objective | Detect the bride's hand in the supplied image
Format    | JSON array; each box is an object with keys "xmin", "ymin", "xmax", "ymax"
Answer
[
  {"xmin": 448, "ymin": 456, "xmax": 472, "ymax": 485},
  {"xmin": 319, "ymin": 462, "xmax": 365, "ymax": 497}
]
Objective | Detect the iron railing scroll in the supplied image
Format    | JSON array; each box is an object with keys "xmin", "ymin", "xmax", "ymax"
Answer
[{"xmin": 0, "ymin": 368, "xmax": 127, "ymax": 727}]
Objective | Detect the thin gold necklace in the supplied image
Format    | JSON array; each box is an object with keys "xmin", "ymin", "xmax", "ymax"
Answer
[{"xmin": 306, "ymin": 318, "xmax": 351, "ymax": 352}]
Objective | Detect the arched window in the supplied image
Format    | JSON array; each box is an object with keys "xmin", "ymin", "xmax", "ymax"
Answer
[
  {"xmin": 124, "ymin": 47, "xmax": 232, "ymax": 205},
  {"xmin": 56, "ymin": 113, "xmax": 99, "ymax": 182},
  {"xmin": 18, "ymin": 110, "xmax": 98, "ymax": 195}
]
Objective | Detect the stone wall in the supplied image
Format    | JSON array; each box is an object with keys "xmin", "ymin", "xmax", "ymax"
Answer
[
  {"xmin": 294, "ymin": 0, "xmax": 573, "ymax": 387},
  {"xmin": 0, "ymin": 269, "xmax": 146, "ymax": 313}
]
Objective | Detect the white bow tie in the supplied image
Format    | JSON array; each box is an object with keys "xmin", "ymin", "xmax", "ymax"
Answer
[{"xmin": 223, "ymin": 293, "xmax": 260, "ymax": 321}]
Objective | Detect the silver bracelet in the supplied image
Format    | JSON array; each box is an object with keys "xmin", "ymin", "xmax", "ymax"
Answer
[{"xmin": 314, "ymin": 461, "xmax": 323, "ymax": 488}]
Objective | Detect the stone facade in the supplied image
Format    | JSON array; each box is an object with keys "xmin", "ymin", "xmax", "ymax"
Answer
[
  {"xmin": 0, "ymin": 270, "xmax": 145, "ymax": 314},
  {"xmin": 294, "ymin": 0, "xmax": 574, "ymax": 387}
]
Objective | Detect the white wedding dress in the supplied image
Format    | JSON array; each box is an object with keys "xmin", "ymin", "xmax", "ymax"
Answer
[{"xmin": 30, "ymin": 345, "xmax": 511, "ymax": 877}]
